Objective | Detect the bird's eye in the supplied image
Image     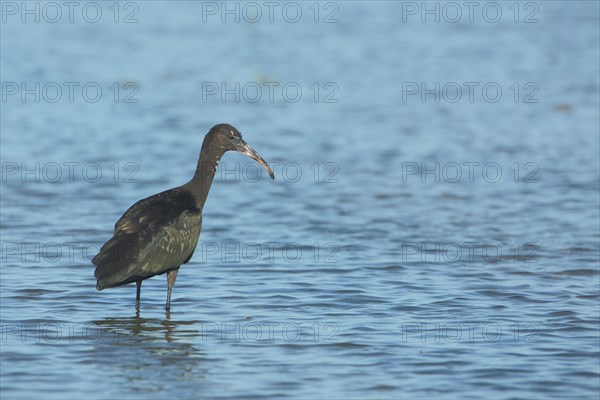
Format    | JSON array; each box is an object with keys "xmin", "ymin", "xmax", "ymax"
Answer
[{"xmin": 229, "ymin": 135, "xmax": 234, "ymax": 140}]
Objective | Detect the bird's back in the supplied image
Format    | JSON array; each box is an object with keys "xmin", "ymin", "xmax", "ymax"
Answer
[{"xmin": 93, "ymin": 187, "xmax": 203, "ymax": 290}]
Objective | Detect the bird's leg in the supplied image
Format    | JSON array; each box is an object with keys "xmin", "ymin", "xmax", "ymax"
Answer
[
  {"xmin": 135, "ymin": 281, "xmax": 142, "ymax": 310},
  {"xmin": 166, "ymin": 267, "xmax": 180, "ymax": 311}
]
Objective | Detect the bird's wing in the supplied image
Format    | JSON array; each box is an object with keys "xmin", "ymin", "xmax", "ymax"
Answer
[
  {"xmin": 113, "ymin": 189, "xmax": 175, "ymax": 235},
  {"xmin": 133, "ymin": 207, "xmax": 202, "ymax": 275},
  {"xmin": 94, "ymin": 189, "xmax": 203, "ymax": 289}
]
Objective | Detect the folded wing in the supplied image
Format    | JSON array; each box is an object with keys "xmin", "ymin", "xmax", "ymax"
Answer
[{"xmin": 93, "ymin": 189, "xmax": 202, "ymax": 290}]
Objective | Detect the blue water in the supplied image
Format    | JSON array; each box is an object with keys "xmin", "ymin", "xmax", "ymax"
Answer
[{"xmin": 1, "ymin": 1, "xmax": 599, "ymax": 399}]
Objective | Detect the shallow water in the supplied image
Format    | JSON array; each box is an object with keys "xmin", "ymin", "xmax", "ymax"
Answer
[{"xmin": 1, "ymin": 1, "xmax": 599, "ymax": 399}]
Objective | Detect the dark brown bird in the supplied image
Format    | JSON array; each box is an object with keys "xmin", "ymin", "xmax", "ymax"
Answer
[{"xmin": 93, "ymin": 124, "xmax": 274, "ymax": 311}]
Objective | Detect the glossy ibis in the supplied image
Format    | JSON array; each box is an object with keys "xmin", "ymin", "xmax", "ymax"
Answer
[{"xmin": 93, "ymin": 124, "xmax": 274, "ymax": 311}]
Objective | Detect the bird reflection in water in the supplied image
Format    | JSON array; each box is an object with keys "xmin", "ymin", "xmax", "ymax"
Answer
[
  {"xmin": 92, "ymin": 314, "xmax": 200, "ymax": 344},
  {"xmin": 90, "ymin": 316, "xmax": 209, "ymax": 391}
]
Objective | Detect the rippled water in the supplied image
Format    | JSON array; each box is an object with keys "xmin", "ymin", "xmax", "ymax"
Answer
[{"xmin": 1, "ymin": 2, "xmax": 599, "ymax": 399}]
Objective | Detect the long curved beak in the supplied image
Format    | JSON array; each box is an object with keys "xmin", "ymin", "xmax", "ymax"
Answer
[{"xmin": 236, "ymin": 140, "xmax": 275, "ymax": 180}]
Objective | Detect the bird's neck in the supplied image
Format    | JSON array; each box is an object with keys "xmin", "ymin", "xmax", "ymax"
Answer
[{"xmin": 187, "ymin": 141, "xmax": 225, "ymax": 210}]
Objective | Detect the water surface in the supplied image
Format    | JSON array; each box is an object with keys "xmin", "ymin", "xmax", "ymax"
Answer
[{"xmin": 1, "ymin": 2, "xmax": 599, "ymax": 399}]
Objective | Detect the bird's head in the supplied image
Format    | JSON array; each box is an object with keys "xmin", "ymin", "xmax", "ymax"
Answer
[{"xmin": 207, "ymin": 124, "xmax": 274, "ymax": 180}]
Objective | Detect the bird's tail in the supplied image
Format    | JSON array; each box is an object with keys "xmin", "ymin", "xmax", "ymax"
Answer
[{"xmin": 93, "ymin": 233, "xmax": 140, "ymax": 290}]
